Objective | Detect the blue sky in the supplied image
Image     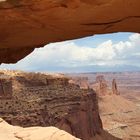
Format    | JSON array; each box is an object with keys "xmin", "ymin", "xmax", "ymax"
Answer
[
  {"xmin": 0, "ymin": 32, "xmax": 140, "ymax": 73},
  {"xmin": 74, "ymin": 32, "xmax": 132, "ymax": 47}
]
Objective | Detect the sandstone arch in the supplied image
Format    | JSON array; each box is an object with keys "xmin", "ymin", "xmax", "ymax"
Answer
[{"xmin": 0, "ymin": 0, "xmax": 140, "ymax": 63}]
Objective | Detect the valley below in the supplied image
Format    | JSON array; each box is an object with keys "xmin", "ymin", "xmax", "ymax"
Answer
[
  {"xmin": 0, "ymin": 70, "xmax": 140, "ymax": 140},
  {"xmin": 67, "ymin": 72, "xmax": 140, "ymax": 140},
  {"xmin": 0, "ymin": 70, "xmax": 120, "ymax": 140}
]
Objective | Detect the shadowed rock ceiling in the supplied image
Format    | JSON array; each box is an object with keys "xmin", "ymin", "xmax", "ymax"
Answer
[{"xmin": 0, "ymin": 0, "xmax": 140, "ymax": 63}]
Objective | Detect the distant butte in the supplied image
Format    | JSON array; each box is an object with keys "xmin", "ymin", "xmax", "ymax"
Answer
[{"xmin": 91, "ymin": 75, "xmax": 120, "ymax": 96}]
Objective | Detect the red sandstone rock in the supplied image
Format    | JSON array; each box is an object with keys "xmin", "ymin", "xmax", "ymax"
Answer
[
  {"xmin": 0, "ymin": 70, "xmax": 102, "ymax": 140},
  {"xmin": 0, "ymin": 0, "xmax": 140, "ymax": 63},
  {"xmin": 69, "ymin": 77, "xmax": 89, "ymax": 89},
  {"xmin": 91, "ymin": 75, "xmax": 120, "ymax": 96},
  {"xmin": 0, "ymin": 118, "xmax": 81, "ymax": 140},
  {"xmin": 112, "ymin": 79, "xmax": 120, "ymax": 95},
  {"xmin": 0, "ymin": 75, "xmax": 12, "ymax": 99},
  {"xmin": 91, "ymin": 75, "xmax": 111, "ymax": 96}
]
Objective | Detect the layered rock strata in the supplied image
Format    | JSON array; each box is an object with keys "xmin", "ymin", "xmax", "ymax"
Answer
[
  {"xmin": 0, "ymin": 70, "xmax": 104, "ymax": 140},
  {"xmin": 0, "ymin": 74, "xmax": 12, "ymax": 99},
  {"xmin": 69, "ymin": 76, "xmax": 89, "ymax": 89},
  {"xmin": 93, "ymin": 75, "xmax": 109, "ymax": 96},
  {"xmin": 91, "ymin": 75, "xmax": 120, "ymax": 96}
]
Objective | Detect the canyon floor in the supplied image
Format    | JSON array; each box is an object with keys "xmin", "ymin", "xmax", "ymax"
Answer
[
  {"xmin": 68, "ymin": 72, "xmax": 140, "ymax": 140},
  {"xmin": 99, "ymin": 95, "xmax": 140, "ymax": 140}
]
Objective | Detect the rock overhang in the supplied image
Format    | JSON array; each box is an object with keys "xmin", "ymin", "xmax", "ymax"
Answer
[{"xmin": 0, "ymin": 0, "xmax": 140, "ymax": 63}]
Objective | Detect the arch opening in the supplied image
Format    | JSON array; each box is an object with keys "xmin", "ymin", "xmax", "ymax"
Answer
[
  {"xmin": 0, "ymin": 32, "xmax": 140, "ymax": 140},
  {"xmin": 0, "ymin": 32, "xmax": 140, "ymax": 73}
]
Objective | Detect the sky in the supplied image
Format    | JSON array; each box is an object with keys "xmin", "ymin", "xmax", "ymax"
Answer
[{"xmin": 0, "ymin": 32, "xmax": 140, "ymax": 73}]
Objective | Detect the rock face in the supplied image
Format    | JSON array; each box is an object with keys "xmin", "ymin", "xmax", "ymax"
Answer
[
  {"xmin": 67, "ymin": 73, "xmax": 140, "ymax": 140},
  {"xmin": 0, "ymin": 117, "xmax": 121, "ymax": 140},
  {"xmin": 91, "ymin": 75, "xmax": 120, "ymax": 96},
  {"xmin": 112, "ymin": 79, "xmax": 120, "ymax": 95},
  {"xmin": 69, "ymin": 76, "xmax": 89, "ymax": 89},
  {"xmin": 68, "ymin": 75, "xmax": 120, "ymax": 96},
  {"xmin": 94, "ymin": 75, "xmax": 110, "ymax": 96},
  {"xmin": 0, "ymin": 0, "xmax": 140, "ymax": 63},
  {"xmin": 0, "ymin": 74, "xmax": 12, "ymax": 99},
  {"xmin": 68, "ymin": 72, "xmax": 140, "ymax": 140},
  {"xmin": 0, "ymin": 118, "xmax": 81, "ymax": 140},
  {"xmin": 0, "ymin": 70, "xmax": 104, "ymax": 140}
]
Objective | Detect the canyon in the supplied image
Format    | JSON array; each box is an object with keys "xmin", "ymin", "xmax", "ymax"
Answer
[
  {"xmin": 68, "ymin": 72, "xmax": 140, "ymax": 140},
  {"xmin": 0, "ymin": 70, "xmax": 120, "ymax": 140},
  {"xmin": 0, "ymin": 1, "xmax": 140, "ymax": 140},
  {"xmin": 1, "ymin": 70, "xmax": 139, "ymax": 140}
]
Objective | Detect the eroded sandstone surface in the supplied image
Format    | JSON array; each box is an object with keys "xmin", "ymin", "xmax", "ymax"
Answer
[
  {"xmin": 0, "ymin": 117, "xmax": 121, "ymax": 140},
  {"xmin": 99, "ymin": 95, "xmax": 140, "ymax": 140},
  {"xmin": 68, "ymin": 72, "xmax": 140, "ymax": 140},
  {"xmin": 69, "ymin": 75, "xmax": 119, "ymax": 96},
  {"xmin": 0, "ymin": 70, "xmax": 121, "ymax": 140},
  {"xmin": 0, "ymin": 118, "xmax": 81, "ymax": 140},
  {"xmin": 91, "ymin": 75, "xmax": 111, "ymax": 96},
  {"xmin": 91, "ymin": 75, "xmax": 120, "ymax": 96},
  {"xmin": 0, "ymin": 0, "xmax": 140, "ymax": 63}
]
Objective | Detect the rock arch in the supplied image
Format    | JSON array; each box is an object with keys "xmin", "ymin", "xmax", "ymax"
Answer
[{"xmin": 0, "ymin": 0, "xmax": 140, "ymax": 63}]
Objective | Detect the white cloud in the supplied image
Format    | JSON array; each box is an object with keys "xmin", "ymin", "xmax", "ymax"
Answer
[{"xmin": 0, "ymin": 33, "xmax": 140, "ymax": 72}]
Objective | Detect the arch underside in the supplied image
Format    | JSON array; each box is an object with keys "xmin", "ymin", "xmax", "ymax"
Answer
[{"xmin": 0, "ymin": 0, "xmax": 140, "ymax": 63}]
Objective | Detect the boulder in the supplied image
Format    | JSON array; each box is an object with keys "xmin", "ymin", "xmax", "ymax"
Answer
[{"xmin": 0, "ymin": 118, "xmax": 81, "ymax": 140}]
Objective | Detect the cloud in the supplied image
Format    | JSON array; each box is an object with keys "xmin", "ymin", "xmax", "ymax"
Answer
[{"xmin": 0, "ymin": 33, "xmax": 140, "ymax": 72}]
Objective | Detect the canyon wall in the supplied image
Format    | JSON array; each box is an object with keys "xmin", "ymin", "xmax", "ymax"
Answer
[
  {"xmin": 70, "ymin": 75, "xmax": 120, "ymax": 96},
  {"xmin": 0, "ymin": 70, "xmax": 105, "ymax": 140},
  {"xmin": 92, "ymin": 75, "xmax": 120, "ymax": 96},
  {"xmin": 69, "ymin": 73, "xmax": 140, "ymax": 140},
  {"xmin": 0, "ymin": 0, "xmax": 140, "ymax": 63},
  {"xmin": 0, "ymin": 74, "xmax": 12, "ymax": 99}
]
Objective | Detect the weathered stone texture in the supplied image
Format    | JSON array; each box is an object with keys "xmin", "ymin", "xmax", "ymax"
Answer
[
  {"xmin": 0, "ymin": 70, "xmax": 103, "ymax": 140},
  {"xmin": 0, "ymin": 0, "xmax": 140, "ymax": 63}
]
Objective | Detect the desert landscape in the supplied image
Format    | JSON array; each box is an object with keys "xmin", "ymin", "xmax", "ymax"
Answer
[
  {"xmin": 0, "ymin": 0, "xmax": 140, "ymax": 140},
  {"xmin": 0, "ymin": 70, "xmax": 121, "ymax": 140},
  {"xmin": 67, "ymin": 72, "xmax": 140, "ymax": 140},
  {"xmin": 0, "ymin": 70, "xmax": 139, "ymax": 140}
]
